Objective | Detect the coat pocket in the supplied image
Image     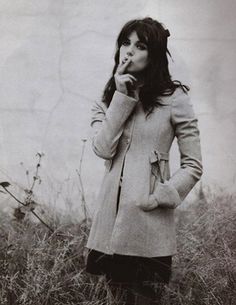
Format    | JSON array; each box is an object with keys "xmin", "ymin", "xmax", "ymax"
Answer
[{"xmin": 149, "ymin": 150, "xmax": 169, "ymax": 194}]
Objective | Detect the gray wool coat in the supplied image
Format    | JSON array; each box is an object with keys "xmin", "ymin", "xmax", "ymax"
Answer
[{"xmin": 85, "ymin": 88, "xmax": 203, "ymax": 257}]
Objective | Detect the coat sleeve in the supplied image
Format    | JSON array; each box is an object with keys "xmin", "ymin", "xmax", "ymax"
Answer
[
  {"xmin": 90, "ymin": 90, "xmax": 138, "ymax": 159},
  {"xmin": 168, "ymin": 89, "xmax": 203, "ymax": 204},
  {"xmin": 146, "ymin": 89, "xmax": 203, "ymax": 211}
]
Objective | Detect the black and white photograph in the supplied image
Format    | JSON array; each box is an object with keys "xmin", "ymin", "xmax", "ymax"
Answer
[{"xmin": 0, "ymin": 1, "xmax": 235, "ymax": 304}]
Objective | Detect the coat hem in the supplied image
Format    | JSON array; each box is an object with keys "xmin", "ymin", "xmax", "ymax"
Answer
[{"xmin": 85, "ymin": 244, "xmax": 178, "ymax": 258}]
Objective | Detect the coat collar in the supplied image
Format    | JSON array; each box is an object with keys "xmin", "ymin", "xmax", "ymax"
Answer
[{"xmin": 155, "ymin": 95, "xmax": 173, "ymax": 106}]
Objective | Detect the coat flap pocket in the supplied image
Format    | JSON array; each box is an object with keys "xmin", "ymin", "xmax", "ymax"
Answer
[
  {"xmin": 104, "ymin": 159, "xmax": 112, "ymax": 171},
  {"xmin": 149, "ymin": 150, "xmax": 169, "ymax": 164}
]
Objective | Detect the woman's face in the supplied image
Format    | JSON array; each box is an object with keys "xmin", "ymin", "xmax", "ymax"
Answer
[{"xmin": 119, "ymin": 31, "xmax": 149, "ymax": 74}]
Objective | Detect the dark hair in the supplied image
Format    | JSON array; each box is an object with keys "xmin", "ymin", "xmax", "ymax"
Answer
[{"xmin": 101, "ymin": 17, "xmax": 189, "ymax": 118}]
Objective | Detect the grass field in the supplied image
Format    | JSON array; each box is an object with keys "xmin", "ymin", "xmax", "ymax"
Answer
[{"xmin": 0, "ymin": 181, "xmax": 235, "ymax": 305}]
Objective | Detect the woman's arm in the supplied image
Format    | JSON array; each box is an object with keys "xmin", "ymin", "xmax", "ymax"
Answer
[
  {"xmin": 90, "ymin": 91, "xmax": 138, "ymax": 159},
  {"xmin": 168, "ymin": 89, "xmax": 203, "ymax": 203},
  {"xmin": 144, "ymin": 89, "xmax": 203, "ymax": 211}
]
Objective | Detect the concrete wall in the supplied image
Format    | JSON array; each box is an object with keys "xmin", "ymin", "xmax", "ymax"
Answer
[{"xmin": 0, "ymin": 0, "xmax": 235, "ymax": 214}]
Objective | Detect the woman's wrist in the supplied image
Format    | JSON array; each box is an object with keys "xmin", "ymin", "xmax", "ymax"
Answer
[{"xmin": 127, "ymin": 87, "xmax": 140, "ymax": 100}]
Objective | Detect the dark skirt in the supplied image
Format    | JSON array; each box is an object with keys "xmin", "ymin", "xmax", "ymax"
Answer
[{"xmin": 85, "ymin": 249, "xmax": 172, "ymax": 284}]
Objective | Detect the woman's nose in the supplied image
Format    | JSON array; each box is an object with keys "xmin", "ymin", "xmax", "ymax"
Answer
[
  {"xmin": 127, "ymin": 51, "xmax": 133, "ymax": 57},
  {"xmin": 126, "ymin": 46, "xmax": 134, "ymax": 56}
]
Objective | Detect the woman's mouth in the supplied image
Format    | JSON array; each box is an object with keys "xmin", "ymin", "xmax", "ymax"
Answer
[{"xmin": 122, "ymin": 59, "xmax": 133, "ymax": 66}]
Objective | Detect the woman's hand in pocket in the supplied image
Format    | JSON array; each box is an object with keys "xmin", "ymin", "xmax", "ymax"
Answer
[{"xmin": 136, "ymin": 181, "xmax": 182, "ymax": 211}]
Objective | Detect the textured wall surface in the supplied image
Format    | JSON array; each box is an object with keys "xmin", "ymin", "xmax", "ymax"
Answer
[{"xmin": 0, "ymin": 0, "xmax": 235, "ymax": 214}]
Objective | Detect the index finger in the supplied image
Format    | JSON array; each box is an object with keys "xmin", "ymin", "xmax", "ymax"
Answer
[{"xmin": 116, "ymin": 58, "xmax": 132, "ymax": 75}]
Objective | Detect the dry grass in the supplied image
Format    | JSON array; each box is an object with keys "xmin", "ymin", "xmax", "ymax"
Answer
[
  {"xmin": 0, "ymin": 184, "xmax": 235, "ymax": 305},
  {"xmin": 162, "ymin": 187, "xmax": 236, "ymax": 305}
]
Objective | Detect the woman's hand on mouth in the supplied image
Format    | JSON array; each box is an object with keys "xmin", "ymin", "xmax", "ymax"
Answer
[{"xmin": 114, "ymin": 58, "xmax": 137, "ymax": 96}]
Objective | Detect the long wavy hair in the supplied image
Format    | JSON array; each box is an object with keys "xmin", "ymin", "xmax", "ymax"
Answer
[{"xmin": 101, "ymin": 17, "xmax": 189, "ymax": 118}]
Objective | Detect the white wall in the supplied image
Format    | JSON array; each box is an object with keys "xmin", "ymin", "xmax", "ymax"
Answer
[{"xmin": 0, "ymin": 0, "xmax": 235, "ymax": 214}]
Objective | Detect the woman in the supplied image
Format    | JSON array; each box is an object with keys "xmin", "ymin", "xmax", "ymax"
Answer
[{"xmin": 85, "ymin": 17, "xmax": 203, "ymax": 305}]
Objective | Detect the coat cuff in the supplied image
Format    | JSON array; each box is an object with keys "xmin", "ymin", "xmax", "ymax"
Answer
[{"xmin": 112, "ymin": 90, "xmax": 139, "ymax": 105}]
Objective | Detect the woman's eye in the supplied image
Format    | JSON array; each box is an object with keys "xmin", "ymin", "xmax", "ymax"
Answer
[
  {"xmin": 137, "ymin": 44, "xmax": 147, "ymax": 50},
  {"xmin": 122, "ymin": 40, "xmax": 130, "ymax": 46}
]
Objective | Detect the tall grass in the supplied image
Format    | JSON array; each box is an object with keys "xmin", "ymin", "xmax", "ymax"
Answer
[
  {"xmin": 0, "ymin": 182, "xmax": 235, "ymax": 304},
  {"xmin": 163, "ymin": 187, "xmax": 236, "ymax": 305}
]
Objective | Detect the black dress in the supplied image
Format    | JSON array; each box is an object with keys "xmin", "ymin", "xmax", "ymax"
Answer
[{"xmin": 86, "ymin": 248, "xmax": 172, "ymax": 284}]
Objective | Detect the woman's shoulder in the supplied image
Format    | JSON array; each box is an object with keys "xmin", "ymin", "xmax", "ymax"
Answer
[
  {"xmin": 157, "ymin": 87, "xmax": 190, "ymax": 106},
  {"xmin": 170, "ymin": 87, "xmax": 196, "ymax": 120}
]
